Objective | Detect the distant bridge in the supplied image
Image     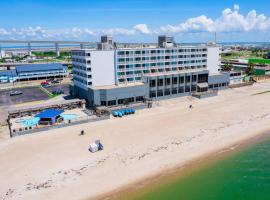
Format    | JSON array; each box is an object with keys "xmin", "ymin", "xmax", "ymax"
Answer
[{"xmin": 0, "ymin": 40, "xmax": 97, "ymax": 57}]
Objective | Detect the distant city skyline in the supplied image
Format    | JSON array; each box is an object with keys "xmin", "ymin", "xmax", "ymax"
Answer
[{"xmin": 0, "ymin": 0, "xmax": 270, "ymax": 42}]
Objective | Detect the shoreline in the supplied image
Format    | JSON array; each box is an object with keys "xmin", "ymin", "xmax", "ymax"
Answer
[
  {"xmin": 0, "ymin": 81, "xmax": 270, "ymax": 200},
  {"xmin": 98, "ymin": 129, "xmax": 270, "ymax": 200}
]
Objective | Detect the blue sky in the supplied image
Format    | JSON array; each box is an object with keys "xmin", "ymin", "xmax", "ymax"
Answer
[{"xmin": 0, "ymin": 0, "xmax": 270, "ymax": 42}]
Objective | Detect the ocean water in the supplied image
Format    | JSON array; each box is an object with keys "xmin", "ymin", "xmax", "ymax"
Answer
[{"xmin": 124, "ymin": 135, "xmax": 270, "ymax": 200}]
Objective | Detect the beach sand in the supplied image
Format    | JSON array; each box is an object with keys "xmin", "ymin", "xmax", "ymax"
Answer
[{"xmin": 0, "ymin": 81, "xmax": 270, "ymax": 200}]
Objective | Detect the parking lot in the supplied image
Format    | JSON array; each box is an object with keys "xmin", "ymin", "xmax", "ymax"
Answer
[{"xmin": 0, "ymin": 87, "xmax": 49, "ymax": 106}]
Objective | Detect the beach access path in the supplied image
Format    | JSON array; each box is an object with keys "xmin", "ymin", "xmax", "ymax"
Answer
[{"xmin": 0, "ymin": 81, "xmax": 270, "ymax": 200}]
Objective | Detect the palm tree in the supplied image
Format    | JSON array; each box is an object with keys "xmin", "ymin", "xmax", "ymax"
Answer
[
  {"xmin": 246, "ymin": 62, "xmax": 255, "ymax": 76},
  {"xmin": 221, "ymin": 63, "xmax": 233, "ymax": 71}
]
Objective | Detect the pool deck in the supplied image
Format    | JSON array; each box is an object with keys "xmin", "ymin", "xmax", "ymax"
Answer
[{"xmin": 10, "ymin": 108, "xmax": 88, "ymax": 130}]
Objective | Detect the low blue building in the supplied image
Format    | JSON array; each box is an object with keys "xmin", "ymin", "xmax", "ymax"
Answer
[
  {"xmin": 0, "ymin": 63, "xmax": 68, "ymax": 83},
  {"xmin": 35, "ymin": 109, "xmax": 64, "ymax": 125},
  {"xmin": 0, "ymin": 70, "xmax": 17, "ymax": 83}
]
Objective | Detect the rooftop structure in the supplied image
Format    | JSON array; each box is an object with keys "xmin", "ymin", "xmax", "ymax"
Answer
[{"xmin": 35, "ymin": 109, "xmax": 64, "ymax": 118}]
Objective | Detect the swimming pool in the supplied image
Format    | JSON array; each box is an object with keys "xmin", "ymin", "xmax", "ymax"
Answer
[
  {"xmin": 60, "ymin": 114, "xmax": 79, "ymax": 120},
  {"xmin": 16, "ymin": 117, "xmax": 40, "ymax": 127}
]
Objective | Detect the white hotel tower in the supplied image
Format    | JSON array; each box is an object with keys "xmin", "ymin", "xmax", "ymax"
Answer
[{"xmin": 71, "ymin": 35, "xmax": 228, "ymax": 107}]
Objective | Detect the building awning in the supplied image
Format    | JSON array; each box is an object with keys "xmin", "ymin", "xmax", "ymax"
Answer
[
  {"xmin": 197, "ymin": 83, "xmax": 209, "ymax": 88},
  {"xmin": 35, "ymin": 109, "xmax": 64, "ymax": 118}
]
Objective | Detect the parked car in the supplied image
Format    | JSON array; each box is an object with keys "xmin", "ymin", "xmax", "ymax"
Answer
[
  {"xmin": 42, "ymin": 84, "xmax": 51, "ymax": 88},
  {"xmin": 10, "ymin": 91, "xmax": 23, "ymax": 96},
  {"xmin": 52, "ymin": 89, "xmax": 64, "ymax": 95},
  {"xmin": 41, "ymin": 81, "xmax": 49, "ymax": 85},
  {"xmin": 51, "ymin": 80, "xmax": 61, "ymax": 84}
]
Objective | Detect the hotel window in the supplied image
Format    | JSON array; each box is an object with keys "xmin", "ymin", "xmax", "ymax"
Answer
[
  {"xmin": 192, "ymin": 75, "xmax": 197, "ymax": 82},
  {"xmin": 165, "ymin": 89, "xmax": 171, "ymax": 96},
  {"xmin": 158, "ymin": 79, "xmax": 163, "ymax": 86},
  {"xmin": 126, "ymin": 71, "xmax": 133, "ymax": 75},
  {"xmin": 108, "ymin": 100, "xmax": 116, "ymax": 106},
  {"xmin": 117, "ymin": 72, "xmax": 125, "ymax": 76},
  {"xmin": 86, "ymin": 53, "xmax": 91, "ymax": 57},
  {"xmin": 185, "ymin": 76, "xmax": 191, "ymax": 83},
  {"xmin": 101, "ymin": 101, "xmax": 106, "ymax": 106},
  {"xmin": 143, "ymin": 70, "xmax": 150, "ymax": 74},
  {"xmin": 87, "ymin": 60, "xmax": 91, "ymax": 64},
  {"xmin": 157, "ymin": 90, "xmax": 163, "ymax": 97},
  {"xmin": 87, "ymin": 75, "xmax": 92, "ymax": 78},
  {"xmin": 136, "ymin": 96, "xmax": 144, "ymax": 102},
  {"xmin": 158, "ymin": 68, "xmax": 164, "ymax": 72},
  {"xmin": 172, "ymin": 88, "xmax": 177, "ymax": 94},
  {"xmin": 118, "ymin": 65, "xmax": 125, "ymax": 69},
  {"xmin": 150, "ymin": 91, "xmax": 156, "ymax": 98},
  {"xmin": 191, "ymin": 85, "xmax": 196, "ymax": 92},
  {"xmin": 87, "ymin": 68, "xmax": 91, "ymax": 72},
  {"xmin": 135, "ymin": 77, "xmax": 142, "ymax": 81},
  {"xmin": 118, "ymin": 99, "xmax": 124, "ymax": 105},
  {"xmin": 150, "ymin": 79, "xmax": 156, "ymax": 87},
  {"xmin": 165, "ymin": 78, "xmax": 171, "ymax": 85},
  {"xmin": 117, "ymin": 51, "xmax": 125, "ymax": 55},
  {"xmin": 173, "ymin": 77, "xmax": 178, "ymax": 84},
  {"xmin": 185, "ymin": 86, "xmax": 191, "ymax": 93},
  {"xmin": 87, "ymin": 82, "xmax": 92, "ymax": 86},
  {"xmin": 126, "ymin": 65, "xmax": 133, "ymax": 69},
  {"xmin": 118, "ymin": 58, "xmax": 125, "ymax": 62},
  {"xmin": 135, "ymin": 70, "xmax": 142, "ymax": 75}
]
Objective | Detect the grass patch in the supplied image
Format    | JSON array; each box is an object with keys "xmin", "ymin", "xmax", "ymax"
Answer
[
  {"xmin": 249, "ymin": 58, "xmax": 270, "ymax": 65},
  {"xmin": 39, "ymin": 86, "xmax": 60, "ymax": 99}
]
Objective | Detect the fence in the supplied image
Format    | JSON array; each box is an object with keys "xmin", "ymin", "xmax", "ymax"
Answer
[
  {"xmin": 10, "ymin": 115, "xmax": 110, "ymax": 137},
  {"xmin": 253, "ymin": 75, "xmax": 270, "ymax": 82},
  {"xmin": 229, "ymin": 82, "xmax": 254, "ymax": 88}
]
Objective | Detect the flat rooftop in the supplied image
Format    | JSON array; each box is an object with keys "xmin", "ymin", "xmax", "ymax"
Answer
[
  {"xmin": 92, "ymin": 82, "xmax": 144, "ymax": 90},
  {"xmin": 16, "ymin": 63, "xmax": 66, "ymax": 73}
]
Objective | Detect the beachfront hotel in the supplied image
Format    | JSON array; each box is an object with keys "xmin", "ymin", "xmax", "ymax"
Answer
[{"xmin": 71, "ymin": 35, "xmax": 229, "ymax": 107}]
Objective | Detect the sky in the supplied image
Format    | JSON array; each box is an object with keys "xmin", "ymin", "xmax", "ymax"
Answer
[{"xmin": 0, "ymin": 0, "xmax": 270, "ymax": 43}]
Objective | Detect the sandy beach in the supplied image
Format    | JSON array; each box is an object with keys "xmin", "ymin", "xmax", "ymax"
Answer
[{"xmin": 0, "ymin": 81, "xmax": 270, "ymax": 200}]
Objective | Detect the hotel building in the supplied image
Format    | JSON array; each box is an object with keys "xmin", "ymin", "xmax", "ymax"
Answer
[{"xmin": 71, "ymin": 36, "xmax": 227, "ymax": 107}]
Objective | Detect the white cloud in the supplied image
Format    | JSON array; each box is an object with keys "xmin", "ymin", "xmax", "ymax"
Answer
[
  {"xmin": 160, "ymin": 4, "xmax": 270, "ymax": 34},
  {"xmin": 102, "ymin": 28, "xmax": 135, "ymax": 36},
  {"xmin": 133, "ymin": 24, "xmax": 151, "ymax": 34}
]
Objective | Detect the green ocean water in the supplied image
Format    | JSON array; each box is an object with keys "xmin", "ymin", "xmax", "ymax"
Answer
[{"xmin": 125, "ymin": 136, "xmax": 270, "ymax": 200}]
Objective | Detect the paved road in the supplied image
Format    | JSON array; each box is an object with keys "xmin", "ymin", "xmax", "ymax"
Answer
[{"xmin": 0, "ymin": 87, "xmax": 49, "ymax": 106}]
